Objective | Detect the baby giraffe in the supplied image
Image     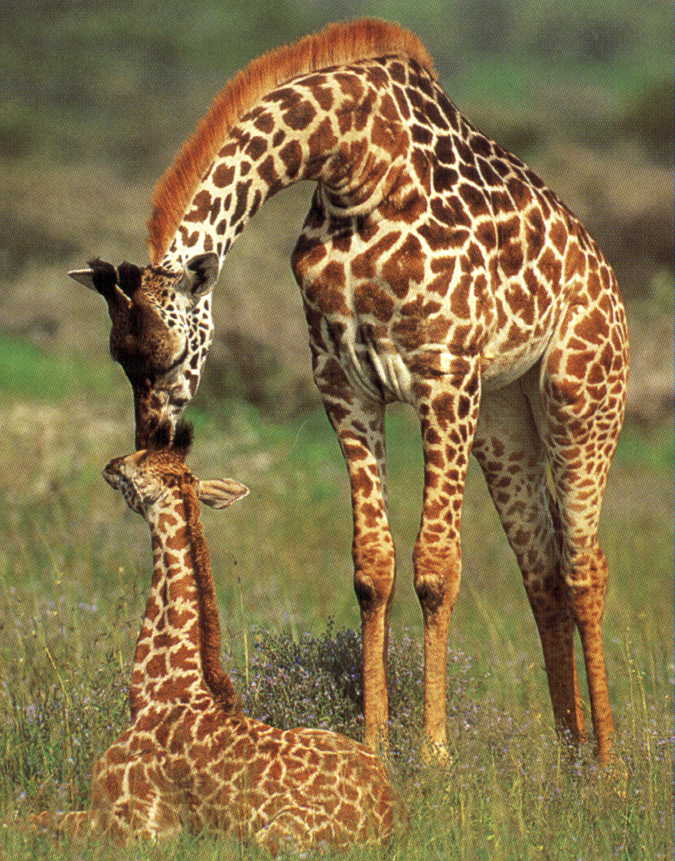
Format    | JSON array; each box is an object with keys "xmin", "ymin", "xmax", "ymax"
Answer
[{"xmin": 30, "ymin": 423, "xmax": 398, "ymax": 854}]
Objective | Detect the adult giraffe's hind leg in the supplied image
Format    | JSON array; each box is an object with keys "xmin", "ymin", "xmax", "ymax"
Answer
[
  {"xmin": 473, "ymin": 378, "xmax": 587, "ymax": 746},
  {"xmin": 534, "ymin": 292, "xmax": 628, "ymax": 763}
]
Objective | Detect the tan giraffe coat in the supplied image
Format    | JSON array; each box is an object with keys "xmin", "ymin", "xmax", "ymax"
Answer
[
  {"xmin": 69, "ymin": 19, "xmax": 628, "ymax": 761},
  {"xmin": 30, "ymin": 430, "xmax": 399, "ymax": 853}
]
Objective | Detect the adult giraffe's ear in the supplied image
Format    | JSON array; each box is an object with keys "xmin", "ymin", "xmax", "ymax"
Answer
[
  {"xmin": 197, "ymin": 478, "xmax": 249, "ymax": 509},
  {"xmin": 178, "ymin": 252, "xmax": 220, "ymax": 299},
  {"xmin": 67, "ymin": 267, "xmax": 97, "ymax": 291}
]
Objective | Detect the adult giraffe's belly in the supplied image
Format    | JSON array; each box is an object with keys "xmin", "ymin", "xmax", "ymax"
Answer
[
  {"xmin": 318, "ymin": 300, "xmax": 557, "ymax": 404},
  {"xmin": 479, "ymin": 329, "xmax": 554, "ymax": 392}
]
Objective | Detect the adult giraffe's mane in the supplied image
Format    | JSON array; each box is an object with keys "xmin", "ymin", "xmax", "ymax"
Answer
[{"xmin": 147, "ymin": 18, "xmax": 437, "ymax": 264}]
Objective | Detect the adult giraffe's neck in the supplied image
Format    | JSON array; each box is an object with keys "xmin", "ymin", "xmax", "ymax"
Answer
[
  {"xmin": 129, "ymin": 479, "xmax": 240, "ymax": 717},
  {"xmin": 156, "ymin": 57, "xmax": 419, "ymax": 269}
]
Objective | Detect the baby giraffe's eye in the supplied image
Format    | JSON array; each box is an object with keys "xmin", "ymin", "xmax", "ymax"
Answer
[{"xmin": 169, "ymin": 387, "xmax": 190, "ymax": 407}]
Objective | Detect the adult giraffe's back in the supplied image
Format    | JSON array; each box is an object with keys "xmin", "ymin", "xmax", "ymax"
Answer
[{"xmin": 70, "ymin": 19, "xmax": 628, "ymax": 762}]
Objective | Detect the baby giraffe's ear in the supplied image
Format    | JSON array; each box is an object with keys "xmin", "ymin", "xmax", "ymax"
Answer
[{"xmin": 197, "ymin": 478, "xmax": 249, "ymax": 509}]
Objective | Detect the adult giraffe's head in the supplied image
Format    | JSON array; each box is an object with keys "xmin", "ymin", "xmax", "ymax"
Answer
[{"xmin": 68, "ymin": 253, "xmax": 220, "ymax": 447}]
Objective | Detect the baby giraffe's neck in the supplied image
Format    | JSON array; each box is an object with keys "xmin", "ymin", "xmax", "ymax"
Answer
[{"xmin": 129, "ymin": 476, "xmax": 240, "ymax": 718}]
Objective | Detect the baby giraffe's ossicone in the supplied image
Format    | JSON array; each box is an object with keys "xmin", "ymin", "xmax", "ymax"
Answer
[{"xmin": 29, "ymin": 422, "xmax": 399, "ymax": 854}]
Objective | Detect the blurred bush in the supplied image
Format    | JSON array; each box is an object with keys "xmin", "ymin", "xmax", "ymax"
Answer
[
  {"xmin": 536, "ymin": 143, "xmax": 672, "ymax": 296},
  {"xmin": 617, "ymin": 78, "xmax": 671, "ymax": 164},
  {"xmin": 3, "ymin": 1, "xmax": 667, "ymax": 169},
  {"xmin": 233, "ymin": 622, "xmax": 481, "ymax": 768}
]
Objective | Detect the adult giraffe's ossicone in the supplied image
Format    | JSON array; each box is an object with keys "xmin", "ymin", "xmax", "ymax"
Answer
[{"xmin": 70, "ymin": 18, "xmax": 628, "ymax": 762}]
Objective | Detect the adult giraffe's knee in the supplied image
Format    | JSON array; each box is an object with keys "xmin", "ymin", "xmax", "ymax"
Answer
[
  {"xmin": 353, "ymin": 541, "xmax": 396, "ymax": 616},
  {"xmin": 413, "ymin": 540, "xmax": 461, "ymax": 621}
]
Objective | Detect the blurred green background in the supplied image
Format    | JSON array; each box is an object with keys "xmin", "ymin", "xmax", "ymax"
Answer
[{"xmin": 2, "ymin": 0, "xmax": 671, "ymax": 423}]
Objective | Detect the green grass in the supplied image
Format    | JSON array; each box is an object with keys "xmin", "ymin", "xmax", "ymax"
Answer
[
  {"xmin": 0, "ymin": 336, "xmax": 120, "ymax": 402},
  {"xmin": 0, "ymin": 338, "xmax": 671, "ymax": 859}
]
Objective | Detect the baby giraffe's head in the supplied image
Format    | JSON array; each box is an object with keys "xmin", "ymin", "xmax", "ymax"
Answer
[{"xmin": 102, "ymin": 421, "xmax": 248, "ymax": 518}]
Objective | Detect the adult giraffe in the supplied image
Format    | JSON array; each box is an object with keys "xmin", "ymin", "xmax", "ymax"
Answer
[{"xmin": 70, "ymin": 19, "xmax": 628, "ymax": 762}]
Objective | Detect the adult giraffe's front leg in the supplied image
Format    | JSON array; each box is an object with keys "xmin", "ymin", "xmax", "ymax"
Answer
[
  {"xmin": 411, "ymin": 364, "xmax": 481, "ymax": 758},
  {"xmin": 316, "ymin": 370, "xmax": 394, "ymax": 752}
]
